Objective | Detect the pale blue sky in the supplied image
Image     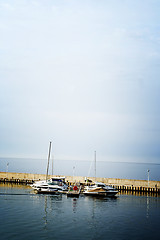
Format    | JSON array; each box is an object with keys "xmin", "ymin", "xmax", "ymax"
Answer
[{"xmin": 0, "ymin": 0, "xmax": 160, "ymax": 164}]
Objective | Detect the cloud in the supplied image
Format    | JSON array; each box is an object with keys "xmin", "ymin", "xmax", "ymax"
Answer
[
  {"xmin": 0, "ymin": 2, "xmax": 14, "ymax": 10},
  {"xmin": 0, "ymin": 0, "xmax": 160, "ymax": 164}
]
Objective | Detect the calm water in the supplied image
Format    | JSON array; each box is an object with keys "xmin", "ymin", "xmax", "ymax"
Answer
[
  {"xmin": 1, "ymin": 157, "xmax": 160, "ymax": 180},
  {"xmin": 0, "ymin": 183, "xmax": 159, "ymax": 240}
]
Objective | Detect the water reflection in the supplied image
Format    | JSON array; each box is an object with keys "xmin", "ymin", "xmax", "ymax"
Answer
[
  {"xmin": 119, "ymin": 191, "xmax": 154, "ymax": 219},
  {"xmin": 42, "ymin": 194, "xmax": 63, "ymax": 227},
  {"xmin": 146, "ymin": 194, "xmax": 150, "ymax": 219},
  {"xmin": 0, "ymin": 182, "xmax": 32, "ymax": 189},
  {"xmin": 84, "ymin": 195, "xmax": 118, "ymax": 202},
  {"xmin": 1, "ymin": 184, "xmax": 160, "ymax": 240},
  {"xmin": 119, "ymin": 190, "xmax": 159, "ymax": 197},
  {"xmin": 72, "ymin": 198, "xmax": 78, "ymax": 213},
  {"xmin": 43, "ymin": 196, "xmax": 48, "ymax": 227}
]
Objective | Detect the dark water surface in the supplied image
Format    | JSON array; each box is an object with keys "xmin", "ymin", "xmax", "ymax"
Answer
[{"xmin": 0, "ymin": 183, "xmax": 159, "ymax": 240}]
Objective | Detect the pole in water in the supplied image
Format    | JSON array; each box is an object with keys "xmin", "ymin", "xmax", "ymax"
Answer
[{"xmin": 46, "ymin": 141, "xmax": 52, "ymax": 181}]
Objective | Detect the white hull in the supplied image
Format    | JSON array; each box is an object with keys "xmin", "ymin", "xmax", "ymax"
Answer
[
  {"xmin": 31, "ymin": 177, "xmax": 68, "ymax": 193},
  {"xmin": 84, "ymin": 190, "xmax": 118, "ymax": 197},
  {"xmin": 84, "ymin": 182, "xmax": 119, "ymax": 197},
  {"xmin": 34, "ymin": 188, "xmax": 58, "ymax": 194}
]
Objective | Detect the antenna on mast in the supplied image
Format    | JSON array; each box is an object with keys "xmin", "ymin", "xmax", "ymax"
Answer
[
  {"xmin": 52, "ymin": 154, "xmax": 54, "ymax": 176},
  {"xmin": 46, "ymin": 141, "xmax": 52, "ymax": 181}
]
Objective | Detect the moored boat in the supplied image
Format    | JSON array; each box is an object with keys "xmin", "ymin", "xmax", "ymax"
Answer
[
  {"xmin": 84, "ymin": 182, "xmax": 118, "ymax": 197},
  {"xmin": 67, "ymin": 185, "xmax": 81, "ymax": 197},
  {"xmin": 34, "ymin": 186, "xmax": 58, "ymax": 194},
  {"xmin": 30, "ymin": 142, "xmax": 68, "ymax": 194},
  {"xmin": 84, "ymin": 151, "xmax": 118, "ymax": 197},
  {"xmin": 31, "ymin": 177, "xmax": 68, "ymax": 193}
]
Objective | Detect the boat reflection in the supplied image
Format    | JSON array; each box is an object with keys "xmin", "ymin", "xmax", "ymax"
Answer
[
  {"xmin": 38, "ymin": 194, "xmax": 62, "ymax": 228},
  {"xmin": 0, "ymin": 182, "xmax": 32, "ymax": 189},
  {"xmin": 72, "ymin": 198, "xmax": 78, "ymax": 213}
]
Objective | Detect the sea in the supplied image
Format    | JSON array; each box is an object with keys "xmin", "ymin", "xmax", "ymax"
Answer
[
  {"xmin": 0, "ymin": 157, "xmax": 160, "ymax": 181},
  {"xmin": 0, "ymin": 183, "xmax": 159, "ymax": 240}
]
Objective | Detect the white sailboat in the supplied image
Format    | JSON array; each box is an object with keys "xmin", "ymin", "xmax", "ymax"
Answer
[
  {"xmin": 31, "ymin": 142, "xmax": 68, "ymax": 194},
  {"xmin": 84, "ymin": 151, "xmax": 119, "ymax": 197}
]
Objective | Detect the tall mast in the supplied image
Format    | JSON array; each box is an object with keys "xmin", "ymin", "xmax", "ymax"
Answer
[
  {"xmin": 94, "ymin": 150, "xmax": 96, "ymax": 180},
  {"xmin": 46, "ymin": 141, "xmax": 52, "ymax": 181},
  {"xmin": 52, "ymin": 154, "xmax": 54, "ymax": 176}
]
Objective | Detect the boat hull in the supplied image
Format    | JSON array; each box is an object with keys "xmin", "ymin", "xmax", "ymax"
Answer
[
  {"xmin": 67, "ymin": 192, "xmax": 80, "ymax": 197},
  {"xmin": 83, "ymin": 187, "xmax": 118, "ymax": 197},
  {"xmin": 34, "ymin": 188, "xmax": 59, "ymax": 194},
  {"xmin": 84, "ymin": 191, "xmax": 118, "ymax": 197},
  {"xmin": 67, "ymin": 186, "xmax": 81, "ymax": 198}
]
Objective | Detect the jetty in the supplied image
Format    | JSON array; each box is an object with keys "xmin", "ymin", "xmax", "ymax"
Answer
[
  {"xmin": 67, "ymin": 185, "xmax": 81, "ymax": 197},
  {"xmin": 0, "ymin": 172, "xmax": 160, "ymax": 194}
]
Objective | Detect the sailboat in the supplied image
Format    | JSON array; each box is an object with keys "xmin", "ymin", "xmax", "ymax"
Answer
[
  {"xmin": 31, "ymin": 142, "xmax": 68, "ymax": 194},
  {"xmin": 83, "ymin": 151, "xmax": 119, "ymax": 197}
]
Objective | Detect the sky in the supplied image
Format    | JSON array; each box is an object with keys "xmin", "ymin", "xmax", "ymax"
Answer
[{"xmin": 0, "ymin": 0, "xmax": 160, "ymax": 164}]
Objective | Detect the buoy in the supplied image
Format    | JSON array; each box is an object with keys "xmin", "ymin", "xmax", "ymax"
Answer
[{"xmin": 73, "ymin": 186, "xmax": 78, "ymax": 191}]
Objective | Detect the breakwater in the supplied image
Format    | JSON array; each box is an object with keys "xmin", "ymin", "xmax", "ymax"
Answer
[{"xmin": 0, "ymin": 172, "xmax": 160, "ymax": 194}]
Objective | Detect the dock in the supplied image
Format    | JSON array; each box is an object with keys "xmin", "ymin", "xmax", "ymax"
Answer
[
  {"xmin": 0, "ymin": 172, "xmax": 160, "ymax": 194},
  {"xmin": 67, "ymin": 185, "xmax": 81, "ymax": 197}
]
